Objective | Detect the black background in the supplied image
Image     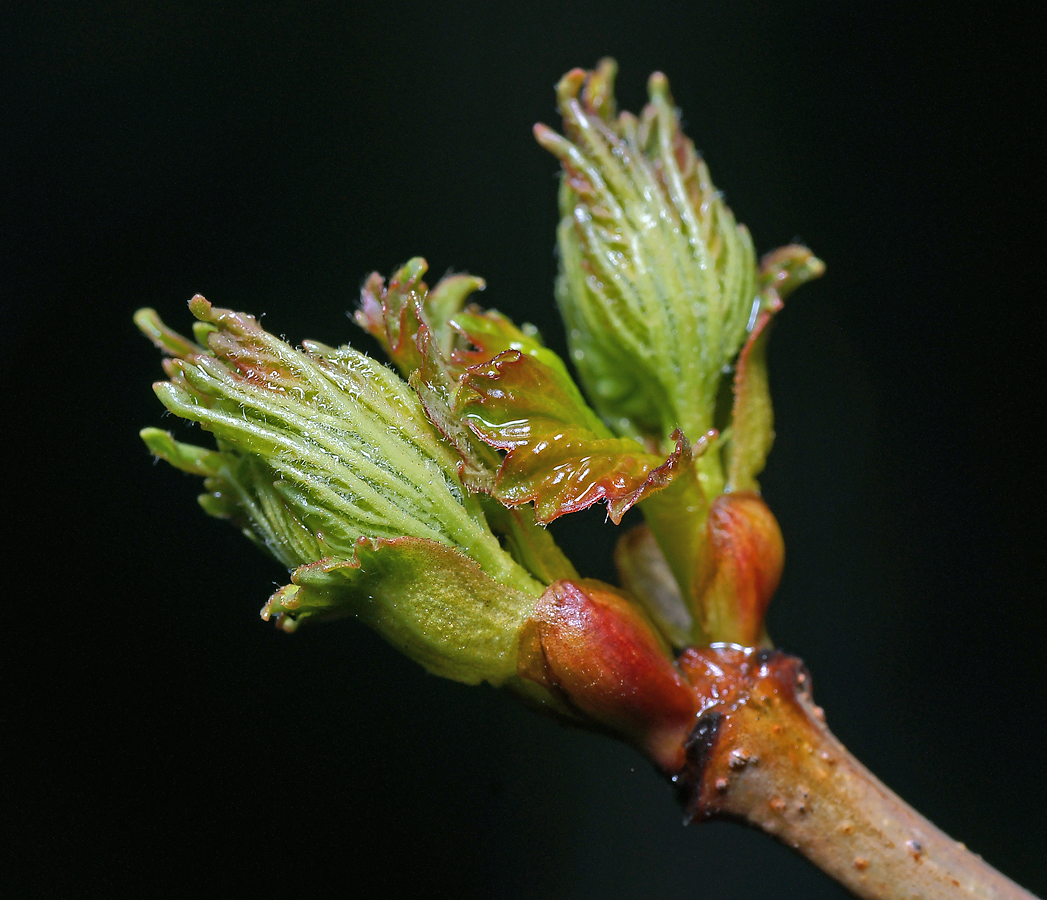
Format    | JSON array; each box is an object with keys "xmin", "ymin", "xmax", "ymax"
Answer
[{"xmin": 5, "ymin": 3, "xmax": 1046, "ymax": 897}]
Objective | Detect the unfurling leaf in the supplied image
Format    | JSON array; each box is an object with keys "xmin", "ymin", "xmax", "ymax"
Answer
[
  {"xmin": 727, "ymin": 245, "xmax": 825, "ymax": 492},
  {"xmin": 355, "ymin": 257, "xmax": 487, "ymax": 377},
  {"xmin": 725, "ymin": 290, "xmax": 782, "ymax": 494},
  {"xmin": 459, "ymin": 349, "xmax": 696, "ymax": 524},
  {"xmin": 757, "ymin": 244, "xmax": 826, "ymax": 301},
  {"xmin": 537, "ymin": 59, "xmax": 757, "ymax": 450},
  {"xmin": 352, "ymin": 259, "xmax": 584, "ymax": 583},
  {"xmin": 354, "ymin": 257, "xmax": 555, "ymax": 494},
  {"xmin": 136, "ymin": 296, "xmax": 543, "ymax": 599},
  {"xmin": 534, "ymin": 62, "xmax": 823, "ymax": 647}
]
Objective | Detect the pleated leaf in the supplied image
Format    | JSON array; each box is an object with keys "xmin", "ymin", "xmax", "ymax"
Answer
[{"xmin": 536, "ymin": 59, "xmax": 758, "ymax": 448}]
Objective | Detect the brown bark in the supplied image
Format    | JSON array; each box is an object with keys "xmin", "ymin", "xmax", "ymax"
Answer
[{"xmin": 672, "ymin": 646, "xmax": 1039, "ymax": 900}]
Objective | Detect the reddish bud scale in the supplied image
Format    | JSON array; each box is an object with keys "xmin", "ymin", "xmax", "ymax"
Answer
[
  {"xmin": 518, "ymin": 579, "xmax": 699, "ymax": 772},
  {"xmin": 699, "ymin": 492, "xmax": 784, "ymax": 646}
]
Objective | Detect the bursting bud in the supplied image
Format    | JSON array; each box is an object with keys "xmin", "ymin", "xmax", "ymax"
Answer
[
  {"xmin": 136, "ymin": 296, "xmax": 544, "ymax": 685},
  {"xmin": 536, "ymin": 60, "xmax": 758, "ymax": 452},
  {"xmin": 138, "ymin": 291, "xmax": 695, "ymax": 751},
  {"xmin": 518, "ymin": 579, "xmax": 699, "ymax": 772},
  {"xmin": 538, "ymin": 61, "xmax": 823, "ymax": 648}
]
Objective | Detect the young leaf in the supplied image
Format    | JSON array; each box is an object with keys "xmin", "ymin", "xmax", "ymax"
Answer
[
  {"xmin": 353, "ymin": 263, "xmax": 588, "ymax": 585},
  {"xmin": 536, "ymin": 60, "xmax": 757, "ymax": 449},
  {"xmin": 355, "ymin": 259, "xmax": 557, "ymax": 494},
  {"xmin": 757, "ymin": 244, "xmax": 826, "ymax": 301},
  {"xmin": 727, "ymin": 246, "xmax": 824, "ymax": 492},
  {"xmin": 137, "ymin": 297, "xmax": 540, "ymax": 596},
  {"xmin": 725, "ymin": 291, "xmax": 782, "ymax": 494},
  {"xmin": 458, "ymin": 349, "xmax": 695, "ymax": 523},
  {"xmin": 410, "ymin": 324, "xmax": 501, "ymax": 494},
  {"xmin": 355, "ymin": 257, "xmax": 486, "ymax": 377}
]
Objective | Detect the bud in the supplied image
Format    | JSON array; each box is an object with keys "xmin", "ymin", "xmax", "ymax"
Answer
[
  {"xmin": 535, "ymin": 62, "xmax": 821, "ymax": 648},
  {"xmin": 518, "ymin": 579, "xmax": 699, "ymax": 772},
  {"xmin": 535, "ymin": 59, "xmax": 757, "ymax": 453},
  {"xmin": 136, "ymin": 296, "xmax": 544, "ymax": 685}
]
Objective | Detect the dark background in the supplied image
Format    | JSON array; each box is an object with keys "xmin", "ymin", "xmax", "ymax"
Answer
[{"xmin": 5, "ymin": 3, "xmax": 1045, "ymax": 897}]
